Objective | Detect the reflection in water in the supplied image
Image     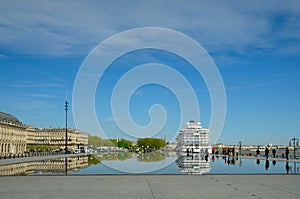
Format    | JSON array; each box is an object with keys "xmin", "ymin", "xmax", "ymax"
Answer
[
  {"xmin": 1, "ymin": 152, "xmax": 300, "ymax": 175},
  {"xmin": 222, "ymin": 156, "xmax": 241, "ymax": 166},
  {"xmin": 96, "ymin": 151, "xmax": 132, "ymax": 161},
  {"xmin": 176, "ymin": 153, "xmax": 210, "ymax": 175},
  {"xmin": 284, "ymin": 162, "xmax": 300, "ymax": 174},
  {"xmin": 265, "ymin": 160, "xmax": 270, "ymax": 170},
  {"xmin": 286, "ymin": 162, "xmax": 290, "ymax": 174},
  {"xmin": 88, "ymin": 155, "xmax": 101, "ymax": 165},
  {"xmin": 137, "ymin": 151, "xmax": 166, "ymax": 162},
  {"xmin": 0, "ymin": 156, "xmax": 89, "ymax": 176},
  {"xmin": 256, "ymin": 159, "xmax": 260, "ymax": 165},
  {"xmin": 94, "ymin": 151, "xmax": 169, "ymax": 163}
]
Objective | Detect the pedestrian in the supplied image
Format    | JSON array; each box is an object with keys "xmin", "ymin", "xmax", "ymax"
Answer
[
  {"xmin": 265, "ymin": 147, "xmax": 269, "ymax": 159},
  {"xmin": 265, "ymin": 160, "xmax": 270, "ymax": 170},
  {"xmin": 212, "ymin": 155, "xmax": 215, "ymax": 162},
  {"xmin": 212, "ymin": 147, "xmax": 215, "ymax": 154},
  {"xmin": 256, "ymin": 147, "xmax": 260, "ymax": 157},
  {"xmin": 272, "ymin": 148, "xmax": 276, "ymax": 158},
  {"xmin": 256, "ymin": 159, "xmax": 260, "ymax": 165},
  {"xmin": 285, "ymin": 162, "xmax": 289, "ymax": 174},
  {"xmin": 285, "ymin": 147, "xmax": 289, "ymax": 160}
]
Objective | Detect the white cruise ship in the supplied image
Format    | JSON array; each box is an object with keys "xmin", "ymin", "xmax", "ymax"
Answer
[{"xmin": 175, "ymin": 120, "xmax": 211, "ymax": 154}]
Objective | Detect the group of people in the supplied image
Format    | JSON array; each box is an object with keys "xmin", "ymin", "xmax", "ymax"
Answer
[{"xmin": 256, "ymin": 146, "xmax": 289, "ymax": 160}]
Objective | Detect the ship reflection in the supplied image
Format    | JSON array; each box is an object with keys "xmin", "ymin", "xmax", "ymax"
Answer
[{"xmin": 176, "ymin": 153, "xmax": 211, "ymax": 175}]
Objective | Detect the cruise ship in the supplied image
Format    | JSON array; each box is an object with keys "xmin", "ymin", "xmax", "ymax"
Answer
[{"xmin": 175, "ymin": 120, "xmax": 211, "ymax": 154}]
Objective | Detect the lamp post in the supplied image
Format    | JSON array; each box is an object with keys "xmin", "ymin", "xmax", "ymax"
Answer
[
  {"xmin": 65, "ymin": 99, "xmax": 69, "ymax": 154},
  {"xmin": 290, "ymin": 137, "xmax": 299, "ymax": 159},
  {"xmin": 238, "ymin": 141, "xmax": 242, "ymax": 156}
]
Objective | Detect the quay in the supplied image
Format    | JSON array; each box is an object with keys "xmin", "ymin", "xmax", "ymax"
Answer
[{"xmin": 0, "ymin": 175, "xmax": 299, "ymax": 199}]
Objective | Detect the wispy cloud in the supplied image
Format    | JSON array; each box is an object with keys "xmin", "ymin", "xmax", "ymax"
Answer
[
  {"xmin": 0, "ymin": 1, "xmax": 299, "ymax": 57},
  {"xmin": 0, "ymin": 54, "xmax": 8, "ymax": 59},
  {"xmin": 26, "ymin": 94, "xmax": 59, "ymax": 99},
  {"xmin": 9, "ymin": 81, "xmax": 63, "ymax": 88},
  {"xmin": 225, "ymin": 75, "xmax": 286, "ymax": 91}
]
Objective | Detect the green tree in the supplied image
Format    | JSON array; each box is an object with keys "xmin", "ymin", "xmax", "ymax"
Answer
[
  {"xmin": 137, "ymin": 138, "xmax": 166, "ymax": 151},
  {"xmin": 110, "ymin": 139, "xmax": 132, "ymax": 149},
  {"xmin": 88, "ymin": 135, "xmax": 115, "ymax": 147}
]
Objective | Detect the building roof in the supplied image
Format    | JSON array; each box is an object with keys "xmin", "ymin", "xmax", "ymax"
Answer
[{"xmin": 0, "ymin": 112, "xmax": 21, "ymax": 124}]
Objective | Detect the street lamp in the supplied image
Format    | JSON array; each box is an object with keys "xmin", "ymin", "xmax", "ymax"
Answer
[
  {"xmin": 290, "ymin": 137, "xmax": 299, "ymax": 159},
  {"xmin": 238, "ymin": 141, "xmax": 242, "ymax": 156},
  {"xmin": 65, "ymin": 99, "xmax": 69, "ymax": 154}
]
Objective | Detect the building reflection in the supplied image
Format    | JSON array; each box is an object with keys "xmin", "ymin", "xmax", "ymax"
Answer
[
  {"xmin": 176, "ymin": 153, "xmax": 211, "ymax": 175},
  {"xmin": 0, "ymin": 156, "xmax": 88, "ymax": 176}
]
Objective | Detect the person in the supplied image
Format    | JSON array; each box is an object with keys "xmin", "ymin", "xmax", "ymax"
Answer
[
  {"xmin": 285, "ymin": 162, "xmax": 290, "ymax": 174},
  {"xmin": 272, "ymin": 148, "xmax": 276, "ymax": 158},
  {"xmin": 285, "ymin": 147, "xmax": 289, "ymax": 160},
  {"xmin": 265, "ymin": 160, "xmax": 270, "ymax": 170},
  {"xmin": 256, "ymin": 147, "xmax": 260, "ymax": 157},
  {"xmin": 205, "ymin": 154, "xmax": 209, "ymax": 162},
  {"xmin": 265, "ymin": 147, "xmax": 270, "ymax": 159},
  {"xmin": 256, "ymin": 159, "xmax": 260, "ymax": 165}
]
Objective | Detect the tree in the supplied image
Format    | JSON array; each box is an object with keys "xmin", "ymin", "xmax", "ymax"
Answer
[
  {"xmin": 88, "ymin": 135, "xmax": 115, "ymax": 147},
  {"xmin": 137, "ymin": 138, "xmax": 166, "ymax": 151},
  {"xmin": 110, "ymin": 139, "xmax": 132, "ymax": 149}
]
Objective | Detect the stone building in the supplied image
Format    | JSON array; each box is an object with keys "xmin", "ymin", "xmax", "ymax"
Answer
[
  {"xmin": 0, "ymin": 112, "xmax": 89, "ymax": 155},
  {"xmin": 26, "ymin": 125, "xmax": 37, "ymax": 146},
  {"xmin": 0, "ymin": 112, "xmax": 27, "ymax": 155},
  {"xmin": 36, "ymin": 128, "xmax": 88, "ymax": 151}
]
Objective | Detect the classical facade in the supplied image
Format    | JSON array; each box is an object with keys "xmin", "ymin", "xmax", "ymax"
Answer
[
  {"xmin": 36, "ymin": 128, "xmax": 88, "ymax": 150},
  {"xmin": 0, "ymin": 112, "xmax": 89, "ymax": 156},
  {"xmin": 26, "ymin": 125, "xmax": 37, "ymax": 145},
  {"xmin": 0, "ymin": 112, "xmax": 27, "ymax": 155}
]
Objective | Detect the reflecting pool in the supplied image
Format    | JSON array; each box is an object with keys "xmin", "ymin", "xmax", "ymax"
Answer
[{"xmin": 0, "ymin": 152, "xmax": 299, "ymax": 176}]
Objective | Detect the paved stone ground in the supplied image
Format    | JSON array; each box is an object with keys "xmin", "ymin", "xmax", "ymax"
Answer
[{"xmin": 0, "ymin": 175, "xmax": 299, "ymax": 199}]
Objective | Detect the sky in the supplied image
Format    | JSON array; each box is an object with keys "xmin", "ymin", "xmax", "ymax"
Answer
[{"xmin": 0, "ymin": 0, "xmax": 300, "ymax": 145}]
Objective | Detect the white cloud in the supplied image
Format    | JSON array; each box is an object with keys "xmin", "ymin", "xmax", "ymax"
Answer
[
  {"xmin": 0, "ymin": 0, "xmax": 299, "ymax": 57},
  {"xmin": 0, "ymin": 54, "xmax": 8, "ymax": 59},
  {"xmin": 8, "ymin": 80, "xmax": 63, "ymax": 88}
]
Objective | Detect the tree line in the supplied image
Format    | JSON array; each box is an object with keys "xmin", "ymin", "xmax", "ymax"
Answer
[{"xmin": 88, "ymin": 135, "xmax": 166, "ymax": 151}]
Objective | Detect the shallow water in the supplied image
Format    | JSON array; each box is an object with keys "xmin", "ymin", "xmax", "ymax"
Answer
[{"xmin": 0, "ymin": 152, "xmax": 299, "ymax": 176}]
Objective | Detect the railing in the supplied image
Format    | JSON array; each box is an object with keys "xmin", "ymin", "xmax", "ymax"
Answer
[{"xmin": 0, "ymin": 151, "xmax": 65, "ymax": 160}]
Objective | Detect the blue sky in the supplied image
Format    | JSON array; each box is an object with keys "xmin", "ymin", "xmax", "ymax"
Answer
[{"xmin": 0, "ymin": 0, "xmax": 300, "ymax": 145}]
